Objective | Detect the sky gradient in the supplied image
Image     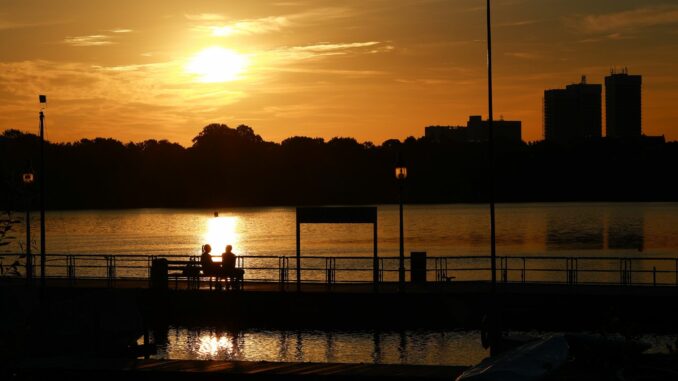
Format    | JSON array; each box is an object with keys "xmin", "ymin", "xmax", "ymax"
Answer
[{"xmin": 1, "ymin": 0, "xmax": 678, "ymax": 145}]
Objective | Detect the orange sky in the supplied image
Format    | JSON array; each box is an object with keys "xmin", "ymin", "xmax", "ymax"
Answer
[{"xmin": 1, "ymin": 0, "xmax": 677, "ymax": 145}]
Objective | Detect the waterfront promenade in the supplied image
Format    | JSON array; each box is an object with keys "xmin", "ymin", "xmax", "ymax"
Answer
[{"xmin": 3, "ymin": 275, "xmax": 678, "ymax": 332}]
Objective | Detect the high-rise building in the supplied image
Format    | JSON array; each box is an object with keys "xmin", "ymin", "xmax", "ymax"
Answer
[
  {"xmin": 605, "ymin": 70, "xmax": 642, "ymax": 138},
  {"xmin": 543, "ymin": 76, "xmax": 602, "ymax": 143}
]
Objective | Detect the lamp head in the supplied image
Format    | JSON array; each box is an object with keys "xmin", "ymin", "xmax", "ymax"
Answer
[
  {"xmin": 22, "ymin": 172, "xmax": 34, "ymax": 185},
  {"xmin": 395, "ymin": 152, "xmax": 407, "ymax": 180},
  {"xmin": 39, "ymin": 95, "xmax": 47, "ymax": 110},
  {"xmin": 395, "ymin": 166, "xmax": 407, "ymax": 180}
]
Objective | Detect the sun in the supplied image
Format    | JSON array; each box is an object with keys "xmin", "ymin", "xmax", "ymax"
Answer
[{"xmin": 186, "ymin": 47, "xmax": 248, "ymax": 83}]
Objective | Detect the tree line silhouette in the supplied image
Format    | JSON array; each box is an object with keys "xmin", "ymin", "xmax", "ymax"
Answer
[{"xmin": 1, "ymin": 124, "xmax": 677, "ymax": 210}]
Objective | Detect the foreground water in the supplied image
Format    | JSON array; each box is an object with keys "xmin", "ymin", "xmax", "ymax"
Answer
[
  {"xmin": 9, "ymin": 202, "xmax": 678, "ymax": 257},
  {"xmin": 145, "ymin": 327, "xmax": 678, "ymax": 366}
]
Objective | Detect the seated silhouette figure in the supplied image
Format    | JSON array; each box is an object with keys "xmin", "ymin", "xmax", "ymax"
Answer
[
  {"xmin": 200, "ymin": 244, "xmax": 223, "ymax": 289},
  {"xmin": 221, "ymin": 245, "xmax": 244, "ymax": 290}
]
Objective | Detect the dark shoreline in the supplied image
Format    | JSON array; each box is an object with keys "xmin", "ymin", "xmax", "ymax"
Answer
[{"xmin": 11, "ymin": 199, "xmax": 678, "ymax": 213}]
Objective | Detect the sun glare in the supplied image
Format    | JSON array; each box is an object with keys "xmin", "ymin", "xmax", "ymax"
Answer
[
  {"xmin": 204, "ymin": 216, "xmax": 239, "ymax": 260},
  {"xmin": 186, "ymin": 47, "xmax": 248, "ymax": 83}
]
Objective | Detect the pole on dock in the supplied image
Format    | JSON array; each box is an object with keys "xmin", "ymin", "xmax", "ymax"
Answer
[
  {"xmin": 23, "ymin": 171, "xmax": 35, "ymax": 284},
  {"xmin": 485, "ymin": 0, "xmax": 502, "ymax": 357},
  {"xmin": 38, "ymin": 95, "xmax": 47, "ymax": 290},
  {"xmin": 296, "ymin": 220, "xmax": 301, "ymax": 292},
  {"xmin": 395, "ymin": 156, "xmax": 407, "ymax": 291},
  {"xmin": 486, "ymin": 0, "xmax": 496, "ymax": 296}
]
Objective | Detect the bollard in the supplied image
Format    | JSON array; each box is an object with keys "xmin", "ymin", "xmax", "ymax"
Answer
[
  {"xmin": 150, "ymin": 258, "xmax": 168, "ymax": 290},
  {"xmin": 411, "ymin": 252, "xmax": 427, "ymax": 283}
]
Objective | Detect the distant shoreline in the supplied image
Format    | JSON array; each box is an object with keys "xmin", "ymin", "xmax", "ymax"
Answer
[{"xmin": 15, "ymin": 199, "xmax": 678, "ymax": 213}]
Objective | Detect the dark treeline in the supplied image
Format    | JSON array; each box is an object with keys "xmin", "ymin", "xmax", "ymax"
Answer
[{"xmin": 1, "ymin": 124, "xmax": 677, "ymax": 210}]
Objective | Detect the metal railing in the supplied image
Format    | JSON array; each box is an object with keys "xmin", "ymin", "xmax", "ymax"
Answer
[{"xmin": 13, "ymin": 253, "xmax": 678, "ymax": 287}]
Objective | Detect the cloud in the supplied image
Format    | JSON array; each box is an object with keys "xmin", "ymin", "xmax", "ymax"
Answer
[
  {"xmin": 497, "ymin": 20, "xmax": 537, "ymax": 28},
  {"xmin": 185, "ymin": 13, "xmax": 225, "ymax": 21},
  {"xmin": 0, "ymin": 59, "xmax": 249, "ymax": 143},
  {"xmin": 208, "ymin": 16, "xmax": 290, "ymax": 37},
  {"xmin": 573, "ymin": 6, "xmax": 678, "ymax": 34},
  {"xmin": 577, "ymin": 33, "xmax": 631, "ymax": 44},
  {"xmin": 63, "ymin": 28, "xmax": 133, "ymax": 47},
  {"xmin": 267, "ymin": 41, "xmax": 389, "ymax": 62},
  {"xmin": 63, "ymin": 35, "xmax": 113, "ymax": 47},
  {"xmin": 0, "ymin": 18, "xmax": 62, "ymax": 31},
  {"xmin": 189, "ymin": 7, "xmax": 352, "ymax": 37},
  {"xmin": 289, "ymin": 41, "xmax": 381, "ymax": 53}
]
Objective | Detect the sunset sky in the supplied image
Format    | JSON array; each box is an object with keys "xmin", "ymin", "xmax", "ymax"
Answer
[{"xmin": 1, "ymin": 0, "xmax": 677, "ymax": 145}]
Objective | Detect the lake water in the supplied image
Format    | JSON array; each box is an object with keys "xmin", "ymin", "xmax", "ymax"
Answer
[
  {"xmin": 8, "ymin": 202, "xmax": 678, "ymax": 258},
  {"xmin": 145, "ymin": 327, "xmax": 677, "ymax": 366}
]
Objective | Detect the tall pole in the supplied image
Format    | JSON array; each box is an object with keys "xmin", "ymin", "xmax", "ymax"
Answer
[
  {"xmin": 398, "ymin": 181, "xmax": 405, "ymax": 288},
  {"xmin": 486, "ymin": 0, "xmax": 496, "ymax": 294},
  {"xmin": 25, "ymin": 205, "xmax": 32, "ymax": 283},
  {"xmin": 39, "ymin": 109, "xmax": 46, "ymax": 289}
]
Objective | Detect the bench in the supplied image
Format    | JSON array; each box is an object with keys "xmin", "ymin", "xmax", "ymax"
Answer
[
  {"xmin": 167, "ymin": 259, "xmax": 201, "ymax": 290},
  {"xmin": 166, "ymin": 258, "xmax": 244, "ymax": 291}
]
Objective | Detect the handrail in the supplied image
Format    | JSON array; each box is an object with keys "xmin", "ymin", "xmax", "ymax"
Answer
[{"xmin": 10, "ymin": 253, "xmax": 678, "ymax": 287}]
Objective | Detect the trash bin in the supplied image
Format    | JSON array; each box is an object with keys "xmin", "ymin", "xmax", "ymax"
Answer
[
  {"xmin": 150, "ymin": 258, "xmax": 168, "ymax": 290},
  {"xmin": 411, "ymin": 252, "xmax": 427, "ymax": 283}
]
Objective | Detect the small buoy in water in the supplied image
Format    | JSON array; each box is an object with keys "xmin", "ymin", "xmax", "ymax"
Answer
[{"xmin": 214, "ymin": 211, "xmax": 219, "ymax": 217}]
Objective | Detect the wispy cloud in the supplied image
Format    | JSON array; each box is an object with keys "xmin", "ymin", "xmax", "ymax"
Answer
[
  {"xmin": 289, "ymin": 41, "xmax": 381, "ymax": 53},
  {"xmin": 0, "ymin": 18, "xmax": 62, "ymax": 31},
  {"xmin": 64, "ymin": 28, "xmax": 133, "ymax": 47},
  {"xmin": 188, "ymin": 7, "xmax": 352, "ymax": 37},
  {"xmin": 63, "ymin": 35, "xmax": 113, "ymax": 46},
  {"xmin": 577, "ymin": 33, "xmax": 631, "ymax": 44},
  {"xmin": 185, "ymin": 13, "xmax": 225, "ymax": 21},
  {"xmin": 269, "ymin": 41, "xmax": 391, "ymax": 61},
  {"xmin": 572, "ymin": 6, "xmax": 678, "ymax": 34},
  {"xmin": 497, "ymin": 20, "xmax": 537, "ymax": 28},
  {"xmin": 208, "ymin": 16, "xmax": 290, "ymax": 36}
]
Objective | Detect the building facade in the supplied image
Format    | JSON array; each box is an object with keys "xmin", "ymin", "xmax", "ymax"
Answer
[
  {"xmin": 605, "ymin": 70, "xmax": 642, "ymax": 138},
  {"xmin": 424, "ymin": 116, "xmax": 522, "ymax": 144},
  {"xmin": 544, "ymin": 76, "xmax": 602, "ymax": 143}
]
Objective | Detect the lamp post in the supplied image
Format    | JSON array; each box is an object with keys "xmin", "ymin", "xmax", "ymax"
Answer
[
  {"xmin": 38, "ymin": 95, "xmax": 46, "ymax": 289},
  {"xmin": 22, "ymin": 172, "xmax": 34, "ymax": 284},
  {"xmin": 395, "ymin": 161, "xmax": 407, "ymax": 289}
]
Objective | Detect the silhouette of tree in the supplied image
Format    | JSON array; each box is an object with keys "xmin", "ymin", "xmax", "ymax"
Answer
[{"xmin": 0, "ymin": 124, "xmax": 676, "ymax": 209}]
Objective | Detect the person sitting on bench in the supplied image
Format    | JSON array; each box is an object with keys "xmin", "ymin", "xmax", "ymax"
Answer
[
  {"xmin": 221, "ymin": 245, "xmax": 244, "ymax": 289},
  {"xmin": 200, "ymin": 244, "xmax": 222, "ymax": 288}
]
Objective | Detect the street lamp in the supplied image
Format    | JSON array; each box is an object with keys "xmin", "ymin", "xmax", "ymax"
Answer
[
  {"xmin": 395, "ymin": 160, "xmax": 407, "ymax": 288},
  {"xmin": 22, "ymin": 172, "xmax": 34, "ymax": 284},
  {"xmin": 38, "ymin": 95, "xmax": 47, "ymax": 289}
]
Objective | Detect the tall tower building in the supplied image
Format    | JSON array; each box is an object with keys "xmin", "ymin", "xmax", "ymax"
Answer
[
  {"xmin": 544, "ymin": 76, "xmax": 601, "ymax": 143},
  {"xmin": 605, "ymin": 69, "xmax": 642, "ymax": 138}
]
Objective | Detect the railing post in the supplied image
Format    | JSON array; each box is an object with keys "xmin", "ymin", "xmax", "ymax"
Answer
[
  {"xmin": 325, "ymin": 257, "xmax": 335, "ymax": 285},
  {"xmin": 501, "ymin": 257, "xmax": 508, "ymax": 283},
  {"xmin": 653, "ymin": 266, "xmax": 657, "ymax": 286},
  {"xmin": 521, "ymin": 257, "xmax": 526, "ymax": 283},
  {"xmin": 106, "ymin": 255, "xmax": 116, "ymax": 288},
  {"xmin": 279, "ymin": 256, "xmax": 290, "ymax": 291},
  {"xmin": 378, "ymin": 258, "xmax": 384, "ymax": 282},
  {"xmin": 67, "ymin": 255, "xmax": 76, "ymax": 284}
]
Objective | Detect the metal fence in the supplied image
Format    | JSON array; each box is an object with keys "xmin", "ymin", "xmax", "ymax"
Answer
[{"xmin": 15, "ymin": 253, "xmax": 678, "ymax": 287}]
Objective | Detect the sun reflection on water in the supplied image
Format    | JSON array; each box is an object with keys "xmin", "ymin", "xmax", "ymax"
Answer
[
  {"xmin": 198, "ymin": 334, "xmax": 235, "ymax": 358},
  {"xmin": 204, "ymin": 216, "xmax": 240, "ymax": 260}
]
